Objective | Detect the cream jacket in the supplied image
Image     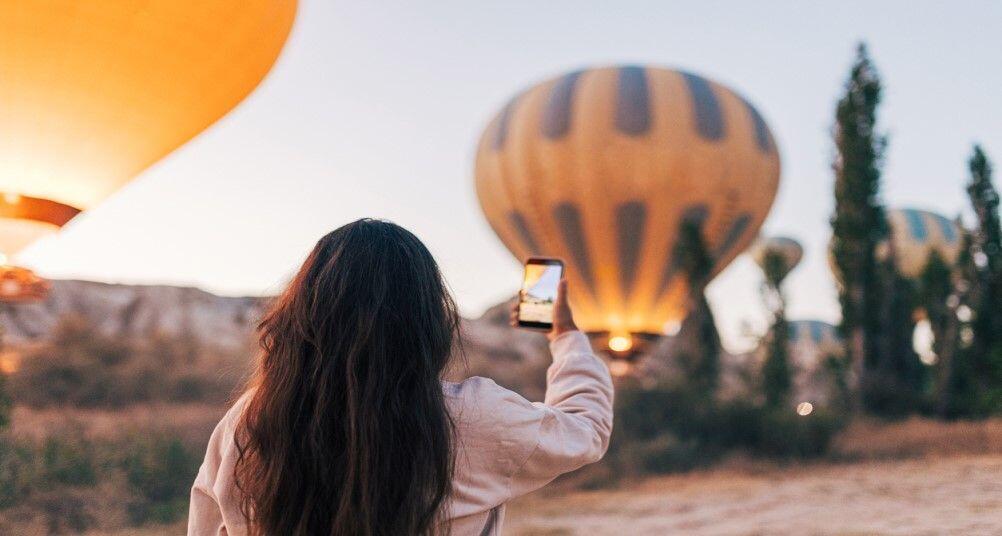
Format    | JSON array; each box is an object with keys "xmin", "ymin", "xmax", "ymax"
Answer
[{"xmin": 188, "ymin": 331, "xmax": 614, "ymax": 535}]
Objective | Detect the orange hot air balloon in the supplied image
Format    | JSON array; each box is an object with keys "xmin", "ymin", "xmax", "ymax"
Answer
[
  {"xmin": 0, "ymin": 0, "xmax": 297, "ymax": 299},
  {"xmin": 475, "ymin": 65, "xmax": 781, "ymax": 349}
]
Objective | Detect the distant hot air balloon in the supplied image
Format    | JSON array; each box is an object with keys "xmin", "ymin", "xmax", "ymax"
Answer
[
  {"xmin": 785, "ymin": 319, "xmax": 844, "ymax": 406},
  {"xmin": 830, "ymin": 208, "xmax": 962, "ymax": 283},
  {"xmin": 879, "ymin": 208, "xmax": 962, "ymax": 278},
  {"xmin": 787, "ymin": 320, "xmax": 843, "ymax": 367},
  {"xmin": 749, "ymin": 236, "xmax": 803, "ymax": 280},
  {"xmin": 0, "ymin": 0, "xmax": 297, "ymax": 300},
  {"xmin": 475, "ymin": 65, "xmax": 781, "ymax": 352}
]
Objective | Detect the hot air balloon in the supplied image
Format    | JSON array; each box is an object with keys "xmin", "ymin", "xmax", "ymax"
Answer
[
  {"xmin": 785, "ymin": 320, "xmax": 844, "ymax": 406},
  {"xmin": 787, "ymin": 320, "xmax": 843, "ymax": 368},
  {"xmin": 749, "ymin": 236, "xmax": 803, "ymax": 280},
  {"xmin": 0, "ymin": 0, "xmax": 297, "ymax": 300},
  {"xmin": 475, "ymin": 65, "xmax": 781, "ymax": 353},
  {"xmin": 830, "ymin": 208, "xmax": 962, "ymax": 283},
  {"xmin": 879, "ymin": 208, "xmax": 962, "ymax": 279}
]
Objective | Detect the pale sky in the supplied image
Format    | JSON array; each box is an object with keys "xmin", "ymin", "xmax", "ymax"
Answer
[{"xmin": 19, "ymin": 1, "xmax": 1002, "ymax": 352}]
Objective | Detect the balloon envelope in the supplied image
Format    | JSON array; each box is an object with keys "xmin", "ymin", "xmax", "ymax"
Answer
[
  {"xmin": 749, "ymin": 236, "xmax": 803, "ymax": 279},
  {"xmin": 475, "ymin": 65, "xmax": 781, "ymax": 337},
  {"xmin": 830, "ymin": 208, "xmax": 962, "ymax": 282},
  {"xmin": 0, "ymin": 0, "xmax": 297, "ymax": 259},
  {"xmin": 880, "ymin": 208, "xmax": 962, "ymax": 278}
]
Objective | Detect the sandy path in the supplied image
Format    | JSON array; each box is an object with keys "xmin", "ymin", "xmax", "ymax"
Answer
[{"xmin": 506, "ymin": 455, "xmax": 1002, "ymax": 535}]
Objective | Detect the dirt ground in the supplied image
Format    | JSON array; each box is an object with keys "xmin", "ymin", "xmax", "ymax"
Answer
[{"xmin": 506, "ymin": 455, "xmax": 1002, "ymax": 535}]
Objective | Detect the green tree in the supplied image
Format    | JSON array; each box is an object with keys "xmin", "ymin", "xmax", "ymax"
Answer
[
  {"xmin": 673, "ymin": 217, "xmax": 719, "ymax": 395},
  {"xmin": 760, "ymin": 250, "xmax": 793, "ymax": 409},
  {"xmin": 829, "ymin": 43, "xmax": 888, "ymax": 412},
  {"xmin": 965, "ymin": 145, "xmax": 1002, "ymax": 412},
  {"xmin": 917, "ymin": 251, "xmax": 961, "ymax": 415},
  {"xmin": 872, "ymin": 260, "xmax": 924, "ymax": 415}
]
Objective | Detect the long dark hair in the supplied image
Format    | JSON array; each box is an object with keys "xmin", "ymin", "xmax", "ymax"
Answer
[{"xmin": 234, "ymin": 219, "xmax": 458, "ymax": 535}]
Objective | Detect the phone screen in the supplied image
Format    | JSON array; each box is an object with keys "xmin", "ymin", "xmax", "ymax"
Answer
[{"xmin": 518, "ymin": 258, "xmax": 563, "ymax": 329}]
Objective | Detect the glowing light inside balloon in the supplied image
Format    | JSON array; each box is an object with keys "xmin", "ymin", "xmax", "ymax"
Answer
[
  {"xmin": 796, "ymin": 402, "xmax": 814, "ymax": 416},
  {"xmin": 608, "ymin": 333, "xmax": 634, "ymax": 353}
]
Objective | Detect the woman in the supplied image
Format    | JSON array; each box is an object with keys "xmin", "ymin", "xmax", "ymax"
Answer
[{"xmin": 188, "ymin": 219, "xmax": 613, "ymax": 535}]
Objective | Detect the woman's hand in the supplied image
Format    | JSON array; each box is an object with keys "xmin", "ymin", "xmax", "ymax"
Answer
[{"xmin": 509, "ymin": 279, "xmax": 578, "ymax": 341}]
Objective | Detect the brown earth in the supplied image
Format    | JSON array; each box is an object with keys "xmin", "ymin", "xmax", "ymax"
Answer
[{"xmin": 507, "ymin": 455, "xmax": 1002, "ymax": 535}]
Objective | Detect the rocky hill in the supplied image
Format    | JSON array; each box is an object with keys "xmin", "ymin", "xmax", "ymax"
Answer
[
  {"xmin": 0, "ymin": 280, "xmax": 555, "ymax": 397},
  {"xmin": 0, "ymin": 280, "xmax": 266, "ymax": 351}
]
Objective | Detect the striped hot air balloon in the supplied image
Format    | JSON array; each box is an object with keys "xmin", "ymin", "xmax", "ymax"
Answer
[
  {"xmin": 787, "ymin": 320, "xmax": 843, "ymax": 366},
  {"xmin": 785, "ymin": 319, "xmax": 844, "ymax": 407},
  {"xmin": 749, "ymin": 236, "xmax": 803, "ymax": 280},
  {"xmin": 830, "ymin": 208, "xmax": 962, "ymax": 283},
  {"xmin": 0, "ymin": 0, "xmax": 297, "ymax": 300},
  {"xmin": 879, "ymin": 208, "xmax": 962, "ymax": 279},
  {"xmin": 475, "ymin": 65, "xmax": 781, "ymax": 350}
]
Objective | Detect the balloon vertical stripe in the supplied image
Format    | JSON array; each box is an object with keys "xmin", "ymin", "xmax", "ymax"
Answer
[
  {"xmin": 508, "ymin": 211, "xmax": 540, "ymax": 255},
  {"xmin": 492, "ymin": 97, "xmax": 519, "ymax": 150},
  {"xmin": 541, "ymin": 71, "xmax": 583, "ymax": 139},
  {"xmin": 615, "ymin": 66, "xmax": 650, "ymax": 136},
  {"xmin": 934, "ymin": 214, "xmax": 958, "ymax": 243},
  {"xmin": 713, "ymin": 213, "xmax": 752, "ymax": 259},
  {"xmin": 553, "ymin": 202, "xmax": 596, "ymax": 291},
  {"xmin": 810, "ymin": 321, "xmax": 824, "ymax": 344},
  {"xmin": 616, "ymin": 201, "xmax": 647, "ymax": 296},
  {"xmin": 655, "ymin": 204, "xmax": 709, "ymax": 300},
  {"xmin": 742, "ymin": 98, "xmax": 771, "ymax": 153},
  {"xmin": 903, "ymin": 209, "xmax": 928, "ymax": 240},
  {"xmin": 682, "ymin": 72, "xmax": 725, "ymax": 141}
]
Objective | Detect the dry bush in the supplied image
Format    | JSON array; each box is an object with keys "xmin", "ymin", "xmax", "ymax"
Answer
[
  {"xmin": 7, "ymin": 315, "xmax": 252, "ymax": 409},
  {"xmin": 832, "ymin": 416, "xmax": 1002, "ymax": 459}
]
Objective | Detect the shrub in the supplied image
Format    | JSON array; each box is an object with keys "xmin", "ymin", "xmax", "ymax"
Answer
[
  {"xmin": 124, "ymin": 436, "xmax": 201, "ymax": 525},
  {"xmin": 606, "ymin": 383, "xmax": 845, "ymax": 478},
  {"xmin": 8, "ymin": 315, "xmax": 249, "ymax": 408},
  {"xmin": 0, "ymin": 438, "xmax": 35, "ymax": 508},
  {"xmin": 41, "ymin": 438, "xmax": 97, "ymax": 487}
]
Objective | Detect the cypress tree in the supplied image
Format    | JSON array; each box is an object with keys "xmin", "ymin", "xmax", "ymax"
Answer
[
  {"xmin": 917, "ymin": 251, "xmax": 955, "ymax": 415},
  {"xmin": 872, "ymin": 259, "xmax": 924, "ymax": 415},
  {"xmin": 674, "ymin": 217, "xmax": 720, "ymax": 395},
  {"xmin": 760, "ymin": 250, "xmax": 793, "ymax": 408},
  {"xmin": 965, "ymin": 145, "xmax": 1002, "ymax": 411},
  {"xmin": 830, "ymin": 43, "xmax": 888, "ymax": 412},
  {"xmin": 944, "ymin": 229, "xmax": 981, "ymax": 416}
]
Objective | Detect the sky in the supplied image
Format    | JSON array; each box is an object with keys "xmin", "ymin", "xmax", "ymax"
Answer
[{"xmin": 19, "ymin": 0, "xmax": 1002, "ymax": 352}]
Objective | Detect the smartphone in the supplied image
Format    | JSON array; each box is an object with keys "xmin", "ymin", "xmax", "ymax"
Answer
[{"xmin": 517, "ymin": 257, "xmax": 564, "ymax": 330}]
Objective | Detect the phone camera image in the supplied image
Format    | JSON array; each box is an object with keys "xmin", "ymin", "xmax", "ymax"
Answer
[{"xmin": 518, "ymin": 261, "xmax": 562, "ymax": 326}]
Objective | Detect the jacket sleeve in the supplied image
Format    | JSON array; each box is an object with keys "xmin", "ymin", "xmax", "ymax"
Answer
[
  {"xmin": 507, "ymin": 330, "xmax": 614, "ymax": 499},
  {"xmin": 188, "ymin": 394, "xmax": 252, "ymax": 536},
  {"xmin": 188, "ymin": 414, "xmax": 228, "ymax": 536}
]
